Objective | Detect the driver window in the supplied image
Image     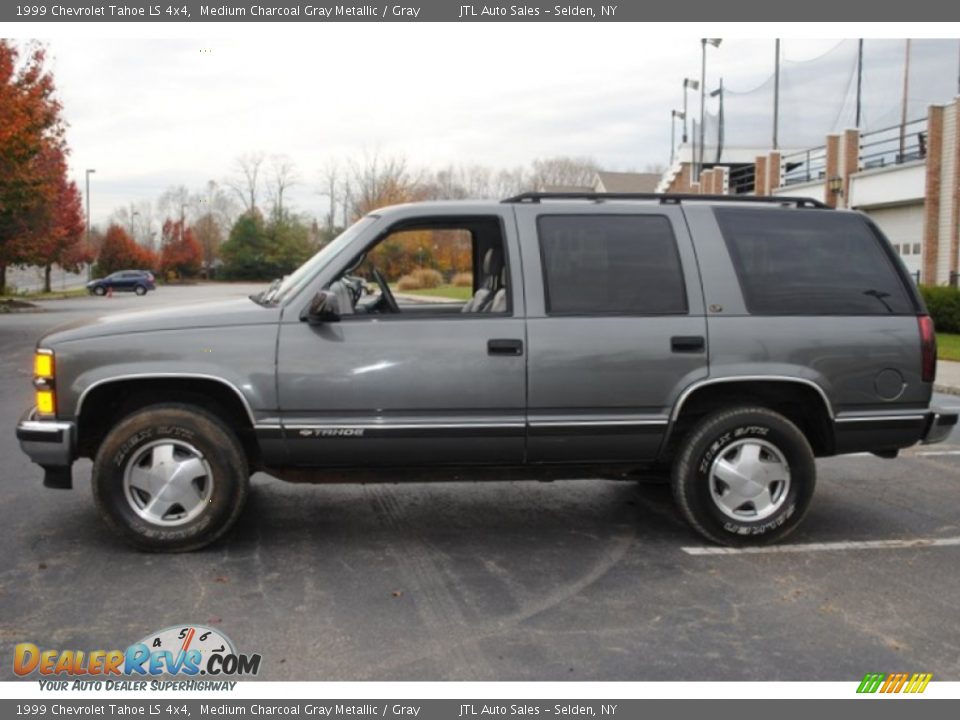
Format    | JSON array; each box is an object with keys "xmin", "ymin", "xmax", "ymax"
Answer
[{"xmin": 333, "ymin": 217, "xmax": 510, "ymax": 317}]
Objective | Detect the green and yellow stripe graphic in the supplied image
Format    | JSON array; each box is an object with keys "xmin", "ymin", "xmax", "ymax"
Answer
[{"xmin": 857, "ymin": 672, "xmax": 932, "ymax": 694}]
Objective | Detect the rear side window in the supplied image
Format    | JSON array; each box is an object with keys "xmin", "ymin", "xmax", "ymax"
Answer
[
  {"xmin": 538, "ymin": 215, "xmax": 687, "ymax": 315},
  {"xmin": 715, "ymin": 208, "xmax": 914, "ymax": 315}
]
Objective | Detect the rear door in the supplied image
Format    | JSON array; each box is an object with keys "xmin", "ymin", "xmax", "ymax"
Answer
[{"xmin": 515, "ymin": 203, "xmax": 708, "ymax": 462}]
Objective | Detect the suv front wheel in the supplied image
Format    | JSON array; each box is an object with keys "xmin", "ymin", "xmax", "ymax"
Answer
[
  {"xmin": 671, "ymin": 406, "xmax": 816, "ymax": 546},
  {"xmin": 92, "ymin": 404, "xmax": 249, "ymax": 552}
]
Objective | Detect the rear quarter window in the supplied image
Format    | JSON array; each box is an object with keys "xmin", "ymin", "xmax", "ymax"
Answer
[
  {"xmin": 538, "ymin": 214, "xmax": 687, "ymax": 315},
  {"xmin": 715, "ymin": 208, "xmax": 914, "ymax": 316}
]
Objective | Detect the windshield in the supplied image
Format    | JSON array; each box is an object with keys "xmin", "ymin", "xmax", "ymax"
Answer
[{"xmin": 257, "ymin": 216, "xmax": 377, "ymax": 305}]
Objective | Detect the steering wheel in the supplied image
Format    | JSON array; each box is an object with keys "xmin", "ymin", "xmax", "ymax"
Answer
[{"xmin": 371, "ymin": 268, "xmax": 400, "ymax": 313}]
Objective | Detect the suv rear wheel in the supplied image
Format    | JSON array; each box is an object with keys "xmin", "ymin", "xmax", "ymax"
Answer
[
  {"xmin": 134, "ymin": 285, "xmax": 147, "ymax": 296},
  {"xmin": 671, "ymin": 406, "xmax": 816, "ymax": 546},
  {"xmin": 91, "ymin": 404, "xmax": 249, "ymax": 552}
]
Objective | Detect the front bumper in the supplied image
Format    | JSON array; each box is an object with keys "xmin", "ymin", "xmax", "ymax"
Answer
[
  {"xmin": 15, "ymin": 408, "xmax": 76, "ymax": 489},
  {"xmin": 921, "ymin": 408, "xmax": 959, "ymax": 445}
]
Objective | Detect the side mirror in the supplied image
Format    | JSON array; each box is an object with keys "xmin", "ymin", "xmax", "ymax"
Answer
[{"xmin": 305, "ymin": 290, "xmax": 341, "ymax": 323}]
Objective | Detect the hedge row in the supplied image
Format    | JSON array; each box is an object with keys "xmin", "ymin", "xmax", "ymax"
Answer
[{"xmin": 920, "ymin": 285, "xmax": 960, "ymax": 334}]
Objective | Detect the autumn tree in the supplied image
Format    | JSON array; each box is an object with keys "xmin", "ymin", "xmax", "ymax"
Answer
[
  {"xmin": 95, "ymin": 224, "xmax": 157, "ymax": 277},
  {"xmin": 0, "ymin": 40, "xmax": 73, "ymax": 294},
  {"xmin": 29, "ymin": 150, "xmax": 88, "ymax": 291},
  {"xmin": 159, "ymin": 219, "xmax": 202, "ymax": 279}
]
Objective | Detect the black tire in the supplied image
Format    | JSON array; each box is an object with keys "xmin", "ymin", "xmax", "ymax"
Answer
[
  {"xmin": 671, "ymin": 406, "xmax": 816, "ymax": 546},
  {"xmin": 134, "ymin": 285, "xmax": 147, "ymax": 296},
  {"xmin": 93, "ymin": 286, "xmax": 106, "ymax": 296},
  {"xmin": 92, "ymin": 404, "xmax": 249, "ymax": 552}
]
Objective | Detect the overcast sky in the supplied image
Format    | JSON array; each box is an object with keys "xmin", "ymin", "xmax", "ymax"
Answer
[{"xmin": 30, "ymin": 31, "xmax": 883, "ymax": 225}]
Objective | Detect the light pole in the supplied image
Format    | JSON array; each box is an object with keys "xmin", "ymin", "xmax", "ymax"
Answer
[
  {"xmin": 129, "ymin": 207, "xmax": 140, "ymax": 240},
  {"xmin": 698, "ymin": 38, "xmax": 722, "ymax": 183},
  {"xmin": 85, "ymin": 169, "xmax": 96, "ymax": 280},
  {"xmin": 682, "ymin": 78, "xmax": 698, "ymax": 144},
  {"xmin": 671, "ymin": 110, "xmax": 685, "ymax": 166},
  {"xmin": 710, "ymin": 79, "xmax": 724, "ymax": 165},
  {"xmin": 773, "ymin": 39, "xmax": 781, "ymax": 149}
]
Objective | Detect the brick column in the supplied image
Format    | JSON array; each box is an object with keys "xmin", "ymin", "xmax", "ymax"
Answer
[
  {"xmin": 705, "ymin": 169, "xmax": 717, "ymax": 194},
  {"xmin": 922, "ymin": 105, "xmax": 944, "ymax": 284},
  {"xmin": 842, "ymin": 128, "xmax": 860, "ymax": 208},
  {"xmin": 754, "ymin": 156, "xmax": 768, "ymax": 196},
  {"xmin": 824, "ymin": 134, "xmax": 841, "ymax": 208},
  {"xmin": 768, "ymin": 151, "xmax": 782, "ymax": 193}
]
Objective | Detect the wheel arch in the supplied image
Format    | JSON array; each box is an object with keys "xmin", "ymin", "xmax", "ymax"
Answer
[
  {"xmin": 75, "ymin": 375, "xmax": 261, "ymax": 469},
  {"xmin": 663, "ymin": 377, "xmax": 836, "ymax": 459}
]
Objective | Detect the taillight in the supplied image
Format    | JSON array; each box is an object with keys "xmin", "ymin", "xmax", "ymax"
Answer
[{"xmin": 919, "ymin": 315, "xmax": 936, "ymax": 383}]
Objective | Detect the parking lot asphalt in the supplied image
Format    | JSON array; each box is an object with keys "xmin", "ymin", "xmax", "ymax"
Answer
[{"xmin": 1, "ymin": 285, "xmax": 959, "ymax": 682}]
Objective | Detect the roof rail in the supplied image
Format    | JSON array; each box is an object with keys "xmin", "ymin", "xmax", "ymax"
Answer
[{"xmin": 501, "ymin": 191, "xmax": 829, "ymax": 209}]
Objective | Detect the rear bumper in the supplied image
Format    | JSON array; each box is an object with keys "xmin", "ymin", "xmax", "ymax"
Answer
[
  {"xmin": 921, "ymin": 408, "xmax": 959, "ymax": 445},
  {"xmin": 15, "ymin": 408, "xmax": 76, "ymax": 488}
]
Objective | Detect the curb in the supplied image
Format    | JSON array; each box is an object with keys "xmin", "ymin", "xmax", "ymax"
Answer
[{"xmin": 934, "ymin": 384, "xmax": 960, "ymax": 396}]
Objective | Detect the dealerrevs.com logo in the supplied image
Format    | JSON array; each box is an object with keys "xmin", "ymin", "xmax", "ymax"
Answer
[
  {"xmin": 857, "ymin": 672, "xmax": 933, "ymax": 694},
  {"xmin": 14, "ymin": 625, "xmax": 261, "ymax": 682}
]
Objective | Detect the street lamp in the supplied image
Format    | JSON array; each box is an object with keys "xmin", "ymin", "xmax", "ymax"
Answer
[
  {"xmin": 697, "ymin": 38, "xmax": 722, "ymax": 182},
  {"xmin": 682, "ymin": 78, "xmax": 698, "ymax": 143},
  {"xmin": 85, "ymin": 169, "xmax": 96, "ymax": 280},
  {"xmin": 670, "ymin": 110, "xmax": 685, "ymax": 166}
]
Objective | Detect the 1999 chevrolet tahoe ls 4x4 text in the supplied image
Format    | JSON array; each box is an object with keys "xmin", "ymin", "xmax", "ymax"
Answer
[{"xmin": 16, "ymin": 192, "xmax": 958, "ymax": 551}]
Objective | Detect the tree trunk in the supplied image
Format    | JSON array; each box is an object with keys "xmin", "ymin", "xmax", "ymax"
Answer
[
  {"xmin": 0, "ymin": 263, "xmax": 6, "ymax": 295},
  {"xmin": 44, "ymin": 264, "xmax": 52, "ymax": 293}
]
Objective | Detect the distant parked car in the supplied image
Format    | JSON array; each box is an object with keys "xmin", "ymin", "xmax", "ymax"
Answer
[{"xmin": 86, "ymin": 270, "xmax": 155, "ymax": 296}]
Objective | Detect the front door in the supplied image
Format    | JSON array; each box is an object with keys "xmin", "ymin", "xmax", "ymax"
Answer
[{"xmin": 276, "ymin": 211, "xmax": 526, "ymax": 467}]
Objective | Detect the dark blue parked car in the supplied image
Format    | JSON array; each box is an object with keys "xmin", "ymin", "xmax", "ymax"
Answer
[{"xmin": 86, "ymin": 270, "xmax": 155, "ymax": 296}]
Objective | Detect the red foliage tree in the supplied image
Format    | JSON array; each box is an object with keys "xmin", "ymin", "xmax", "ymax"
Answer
[
  {"xmin": 160, "ymin": 219, "xmax": 202, "ymax": 279},
  {"xmin": 0, "ymin": 40, "xmax": 70, "ymax": 294},
  {"xmin": 25, "ymin": 144, "xmax": 90, "ymax": 291},
  {"xmin": 95, "ymin": 224, "xmax": 157, "ymax": 277}
]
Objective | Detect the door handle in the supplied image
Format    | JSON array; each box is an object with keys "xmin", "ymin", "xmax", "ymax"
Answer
[
  {"xmin": 671, "ymin": 335, "xmax": 705, "ymax": 353},
  {"xmin": 488, "ymin": 339, "xmax": 523, "ymax": 356}
]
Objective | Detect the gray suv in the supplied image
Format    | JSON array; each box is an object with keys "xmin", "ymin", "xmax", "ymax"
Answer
[{"xmin": 16, "ymin": 192, "xmax": 958, "ymax": 551}]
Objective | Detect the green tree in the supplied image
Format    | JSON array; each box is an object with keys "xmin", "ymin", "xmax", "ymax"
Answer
[
  {"xmin": 220, "ymin": 211, "xmax": 313, "ymax": 281},
  {"xmin": 219, "ymin": 212, "xmax": 268, "ymax": 280},
  {"xmin": 263, "ymin": 214, "xmax": 313, "ymax": 277}
]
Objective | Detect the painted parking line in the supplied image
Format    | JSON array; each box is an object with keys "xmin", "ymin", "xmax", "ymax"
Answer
[
  {"xmin": 830, "ymin": 449, "xmax": 960, "ymax": 458},
  {"xmin": 682, "ymin": 536, "xmax": 960, "ymax": 556}
]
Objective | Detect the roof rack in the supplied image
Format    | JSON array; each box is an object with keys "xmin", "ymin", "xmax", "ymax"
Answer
[{"xmin": 501, "ymin": 191, "xmax": 829, "ymax": 209}]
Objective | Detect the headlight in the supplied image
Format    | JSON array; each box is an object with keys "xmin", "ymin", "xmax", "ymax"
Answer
[{"xmin": 34, "ymin": 349, "xmax": 56, "ymax": 417}]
